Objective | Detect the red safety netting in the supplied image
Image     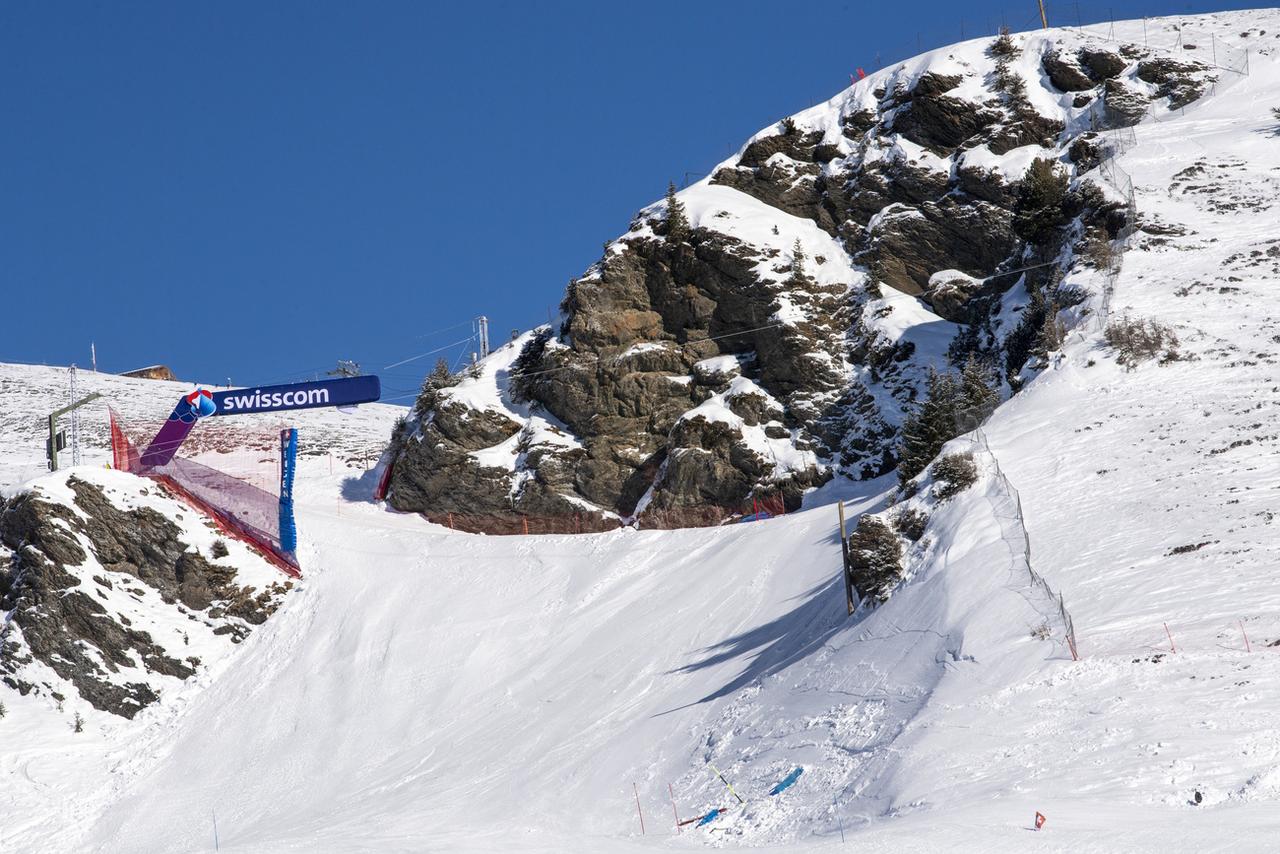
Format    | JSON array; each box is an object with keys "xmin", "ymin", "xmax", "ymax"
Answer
[{"xmin": 109, "ymin": 407, "xmax": 299, "ymax": 576}]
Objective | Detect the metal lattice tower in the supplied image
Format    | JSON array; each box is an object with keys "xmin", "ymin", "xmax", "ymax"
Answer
[{"xmin": 68, "ymin": 365, "xmax": 83, "ymax": 466}]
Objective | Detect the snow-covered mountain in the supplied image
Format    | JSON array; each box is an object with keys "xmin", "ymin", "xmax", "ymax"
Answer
[
  {"xmin": 6, "ymin": 9, "xmax": 1280, "ymax": 853},
  {"xmin": 382, "ymin": 14, "xmax": 1235, "ymax": 527}
]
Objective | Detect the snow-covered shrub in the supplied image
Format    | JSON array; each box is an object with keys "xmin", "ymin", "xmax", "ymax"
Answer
[
  {"xmin": 847, "ymin": 516, "xmax": 903, "ymax": 604},
  {"xmin": 0, "ymin": 701, "xmax": 7, "ymax": 718},
  {"xmin": 893, "ymin": 507, "xmax": 929, "ymax": 541},
  {"xmin": 1104, "ymin": 316, "xmax": 1180, "ymax": 368},
  {"xmin": 210, "ymin": 539, "xmax": 229, "ymax": 560},
  {"xmin": 932, "ymin": 452, "xmax": 978, "ymax": 501},
  {"xmin": 73, "ymin": 712, "xmax": 84, "ymax": 733}
]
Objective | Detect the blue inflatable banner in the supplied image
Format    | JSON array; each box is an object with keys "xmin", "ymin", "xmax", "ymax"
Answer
[{"xmin": 209, "ymin": 376, "xmax": 381, "ymax": 416}]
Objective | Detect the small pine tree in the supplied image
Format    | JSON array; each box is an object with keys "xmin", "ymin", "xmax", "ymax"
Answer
[
  {"xmin": 897, "ymin": 370, "xmax": 961, "ymax": 486},
  {"xmin": 73, "ymin": 712, "xmax": 84, "ymax": 733},
  {"xmin": 210, "ymin": 539, "xmax": 229, "ymax": 559},
  {"xmin": 990, "ymin": 26, "xmax": 1019, "ymax": 58},
  {"xmin": 785, "ymin": 239, "xmax": 812, "ymax": 290},
  {"xmin": 414, "ymin": 358, "xmax": 457, "ymax": 420},
  {"xmin": 665, "ymin": 182, "xmax": 689, "ymax": 243},
  {"xmin": 0, "ymin": 701, "xmax": 7, "ymax": 719},
  {"xmin": 956, "ymin": 356, "xmax": 999, "ymax": 431},
  {"xmin": 1037, "ymin": 302, "xmax": 1066, "ymax": 355}
]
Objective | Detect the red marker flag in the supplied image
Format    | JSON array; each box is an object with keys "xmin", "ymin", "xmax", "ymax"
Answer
[
  {"xmin": 856, "ymin": 67, "xmax": 866, "ymax": 79},
  {"xmin": 1034, "ymin": 811, "xmax": 1047, "ymax": 830}
]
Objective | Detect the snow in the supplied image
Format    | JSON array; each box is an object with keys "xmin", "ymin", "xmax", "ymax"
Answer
[
  {"xmin": 6, "ymin": 10, "xmax": 1280, "ymax": 853},
  {"xmin": 956, "ymin": 142, "xmax": 1054, "ymax": 183}
]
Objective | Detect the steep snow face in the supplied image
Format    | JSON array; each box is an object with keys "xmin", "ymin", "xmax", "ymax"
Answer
[{"xmin": 387, "ymin": 14, "xmax": 1222, "ymax": 525}]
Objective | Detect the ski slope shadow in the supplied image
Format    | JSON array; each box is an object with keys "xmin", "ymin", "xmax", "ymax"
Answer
[
  {"xmin": 664, "ymin": 574, "xmax": 851, "ymax": 709},
  {"xmin": 340, "ymin": 466, "xmax": 382, "ymax": 502}
]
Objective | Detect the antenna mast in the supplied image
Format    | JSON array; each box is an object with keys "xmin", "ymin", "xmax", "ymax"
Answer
[{"xmin": 476, "ymin": 315, "xmax": 490, "ymax": 359}]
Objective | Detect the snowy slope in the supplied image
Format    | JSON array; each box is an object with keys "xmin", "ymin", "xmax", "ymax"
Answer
[{"xmin": 6, "ymin": 10, "xmax": 1280, "ymax": 854}]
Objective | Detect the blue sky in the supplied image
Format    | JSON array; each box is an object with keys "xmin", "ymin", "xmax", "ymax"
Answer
[{"xmin": 1, "ymin": 0, "xmax": 1240, "ymax": 403}]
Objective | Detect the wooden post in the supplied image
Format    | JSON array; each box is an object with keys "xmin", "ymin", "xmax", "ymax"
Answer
[
  {"xmin": 838, "ymin": 501, "xmax": 855, "ymax": 615},
  {"xmin": 447, "ymin": 512, "xmax": 454, "ymax": 530},
  {"xmin": 1164, "ymin": 622, "xmax": 1177, "ymax": 653},
  {"xmin": 1240, "ymin": 620, "xmax": 1251, "ymax": 653}
]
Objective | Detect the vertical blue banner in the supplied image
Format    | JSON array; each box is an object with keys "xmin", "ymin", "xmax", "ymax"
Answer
[{"xmin": 279, "ymin": 428, "xmax": 298, "ymax": 554}]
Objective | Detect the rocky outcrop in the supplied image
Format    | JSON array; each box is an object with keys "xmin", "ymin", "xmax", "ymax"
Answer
[
  {"xmin": 1137, "ymin": 57, "xmax": 1213, "ymax": 108},
  {"xmin": 1079, "ymin": 47, "xmax": 1128, "ymax": 80},
  {"xmin": 862, "ymin": 198, "xmax": 1019, "ymax": 296},
  {"xmin": 1043, "ymin": 49, "xmax": 1096, "ymax": 91},
  {"xmin": 386, "ymin": 28, "xmax": 1188, "ymax": 526},
  {"xmin": 0, "ymin": 476, "xmax": 288, "ymax": 718}
]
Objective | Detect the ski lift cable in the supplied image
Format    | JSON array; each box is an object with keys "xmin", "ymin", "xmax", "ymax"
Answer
[{"xmin": 383, "ymin": 334, "xmax": 480, "ymax": 371}]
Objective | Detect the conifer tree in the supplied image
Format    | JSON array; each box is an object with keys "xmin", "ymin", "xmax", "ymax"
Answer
[
  {"xmin": 1014, "ymin": 158, "xmax": 1071, "ymax": 244},
  {"xmin": 415, "ymin": 357, "xmax": 457, "ymax": 419},
  {"xmin": 897, "ymin": 369, "xmax": 961, "ymax": 486},
  {"xmin": 957, "ymin": 356, "xmax": 999, "ymax": 431},
  {"xmin": 665, "ymin": 182, "xmax": 689, "ymax": 243},
  {"xmin": 785, "ymin": 239, "xmax": 812, "ymax": 289}
]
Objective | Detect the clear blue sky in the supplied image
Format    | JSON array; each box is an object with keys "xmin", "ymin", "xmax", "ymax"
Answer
[{"xmin": 1, "ymin": 0, "xmax": 1237, "ymax": 404}]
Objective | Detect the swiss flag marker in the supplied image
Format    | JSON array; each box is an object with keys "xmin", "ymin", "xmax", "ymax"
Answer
[{"xmin": 1034, "ymin": 811, "xmax": 1047, "ymax": 831}]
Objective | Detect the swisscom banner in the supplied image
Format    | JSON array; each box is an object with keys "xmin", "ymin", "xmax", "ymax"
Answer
[{"xmin": 210, "ymin": 376, "xmax": 382, "ymax": 416}]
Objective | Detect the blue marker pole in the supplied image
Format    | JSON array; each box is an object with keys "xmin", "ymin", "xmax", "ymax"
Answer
[{"xmin": 279, "ymin": 429, "xmax": 298, "ymax": 554}]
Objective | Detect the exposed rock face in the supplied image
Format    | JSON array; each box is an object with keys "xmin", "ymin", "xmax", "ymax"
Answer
[
  {"xmin": 1137, "ymin": 57, "xmax": 1213, "ymax": 108},
  {"xmin": 1043, "ymin": 49, "xmax": 1096, "ymax": 92},
  {"xmin": 1079, "ymin": 48, "xmax": 1128, "ymax": 80},
  {"xmin": 386, "ymin": 29, "xmax": 1195, "ymax": 526},
  {"xmin": 0, "ymin": 476, "xmax": 288, "ymax": 718}
]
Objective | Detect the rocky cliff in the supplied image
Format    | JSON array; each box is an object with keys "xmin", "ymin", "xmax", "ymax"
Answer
[
  {"xmin": 0, "ymin": 471, "xmax": 290, "ymax": 718},
  {"xmin": 386, "ymin": 26, "xmax": 1214, "ymax": 525}
]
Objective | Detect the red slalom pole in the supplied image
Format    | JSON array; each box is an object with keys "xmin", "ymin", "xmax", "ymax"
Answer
[
  {"xmin": 633, "ymin": 782, "xmax": 645, "ymax": 835},
  {"xmin": 1164, "ymin": 622, "xmax": 1177, "ymax": 653},
  {"xmin": 669, "ymin": 782, "xmax": 681, "ymax": 833},
  {"xmin": 1240, "ymin": 620, "xmax": 1251, "ymax": 653}
]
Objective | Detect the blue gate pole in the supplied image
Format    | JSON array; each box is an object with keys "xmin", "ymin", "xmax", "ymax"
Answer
[{"xmin": 279, "ymin": 428, "xmax": 298, "ymax": 553}]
